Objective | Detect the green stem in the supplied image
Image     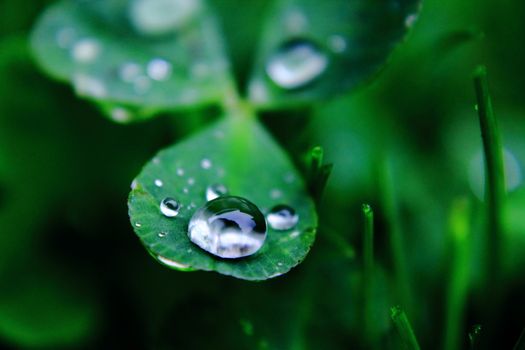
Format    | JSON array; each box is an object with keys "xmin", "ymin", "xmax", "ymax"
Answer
[
  {"xmin": 468, "ymin": 324, "xmax": 482, "ymax": 350},
  {"xmin": 443, "ymin": 198, "xmax": 472, "ymax": 350},
  {"xmin": 379, "ymin": 157, "xmax": 412, "ymax": 312},
  {"xmin": 362, "ymin": 204, "xmax": 374, "ymax": 342},
  {"xmin": 513, "ymin": 327, "xmax": 525, "ymax": 350},
  {"xmin": 307, "ymin": 146, "xmax": 332, "ymax": 202},
  {"xmin": 473, "ymin": 66, "xmax": 505, "ymax": 291},
  {"xmin": 391, "ymin": 306, "xmax": 421, "ymax": 350}
]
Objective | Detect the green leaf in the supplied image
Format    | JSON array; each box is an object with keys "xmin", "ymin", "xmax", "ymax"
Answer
[
  {"xmin": 248, "ymin": 0, "xmax": 421, "ymax": 108},
  {"xmin": 30, "ymin": 0, "xmax": 233, "ymax": 123},
  {"xmin": 128, "ymin": 116, "xmax": 318, "ymax": 280}
]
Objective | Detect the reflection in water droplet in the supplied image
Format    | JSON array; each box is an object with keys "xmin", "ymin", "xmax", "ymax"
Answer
[
  {"xmin": 129, "ymin": 0, "xmax": 201, "ymax": 36},
  {"xmin": 200, "ymin": 158, "xmax": 212, "ymax": 169},
  {"xmin": 188, "ymin": 196, "xmax": 267, "ymax": 258},
  {"xmin": 266, "ymin": 39, "xmax": 328, "ymax": 89},
  {"xmin": 110, "ymin": 107, "xmax": 132, "ymax": 123},
  {"xmin": 147, "ymin": 58, "xmax": 172, "ymax": 81},
  {"xmin": 206, "ymin": 183, "xmax": 228, "ymax": 201},
  {"xmin": 160, "ymin": 197, "xmax": 180, "ymax": 217},
  {"xmin": 328, "ymin": 34, "xmax": 347, "ymax": 53},
  {"xmin": 74, "ymin": 74, "xmax": 107, "ymax": 98},
  {"xmin": 71, "ymin": 38, "xmax": 101, "ymax": 63},
  {"xmin": 267, "ymin": 205, "xmax": 299, "ymax": 231},
  {"xmin": 119, "ymin": 62, "xmax": 142, "ymax": 83},
  {"xmin": 157, "ymin": 255, "xmax": 191, "ymax": 270},
  {"xmin": 468, "ymin": 148, "xmax": 522, "ymax": 200},
  {"xmin": 155, "ymin": 179, "xmax": 163, "ymax": 187},
  {"xmin": 56, "ymin": 27, "xmax": 76, "ymax": 48}
]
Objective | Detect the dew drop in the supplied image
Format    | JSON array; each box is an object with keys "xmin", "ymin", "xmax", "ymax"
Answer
[
  {"xmin": 404, "ymin": 13, "xmax": 418, "ymax": 28},
  {"xmin": 328, "ymin": 34, "xmax": 347, "ymax": 53},
  {"xmin": 267, "ymin": 205, "xmax": 299, "ymax": 231},
  {"xmin": 154, "ymin": 179, "xmax": 163, "ymax": 187},
  {"xmin": 270, "ymin": 189, "xmax": 283, "ymax": 199},
  {"xmin": 119, "ymin": 62, "xmax": 142, "ymax": 83},
  {"xmin": 183, "ymin": 188, "xmax": 189, "ymax": 194},
  {"xmin": 188, "ymin": 196, "xmax": 267, "ymax": 258},
  {"xmin": 71, "ymin": 38, "xmax": 101, "ymax": 63},
  {"xmin": 266, "ymin": 38, "xmax": 328, "ymax": 90},
  {"xmin": 129, "ymin": 0, "xmax": 201, "ymax": 36},
  {"xmin": 160, "ymin": 197, "xmax": 180, "ymax": 217},
  {"xmin": 157, "ymin": 255, "xmax": 191, "ymax": 270},
  {"xmin": 176, "ymin": 168, "xmax": 185, "ymax": 176},
  {"xmin": 206, "ymin": 183, "xmax": 228, "ymax": 201},
  {"xmin": 110, "ymin": 107, "xmax": 132, "ymax": 123},
  {"xmin": 147, "ymin": 58, "xmax": 172, "ymax": 81},
  {"xmin": 158, "ymin": 231, "xmax": 168, "ymax": 238},
  {"xmin": 187, "ymin": 178, "xmax": 195, "ymax": 185},
  {"xmin": 200, "ymin": 158, "xmax": 212, "ymax": 169},
  {"xmin": 73, "ymin": 74, "xmax": 107, "ymax": 98},
  {"xmin": 131, "ymin": 179, "xmax": 138, "ymax": 189},
  {"xmin": 135, "ymin": 222, "xmax": 142, "ymax": 227}
]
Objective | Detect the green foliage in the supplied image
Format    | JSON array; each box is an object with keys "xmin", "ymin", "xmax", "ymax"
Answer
[{"xmin": 128, "ymin": 116, "xmax": 317, "ymax": 280}]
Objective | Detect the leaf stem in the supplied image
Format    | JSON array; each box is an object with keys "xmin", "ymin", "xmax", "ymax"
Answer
[
  {"xmin": 362, "ymin": 203, "xmax": 374, "ymax": 342},
  {"xmin": 391, "ymin": 306, "xmax": 421, "ymax": 350},
  {"xmin": 443, "ymin": 198, "xmax": 472, "ymax": 350},
  {"xmin": 473, "ymin": 66, "xmax": 505, "ymax": 291}
]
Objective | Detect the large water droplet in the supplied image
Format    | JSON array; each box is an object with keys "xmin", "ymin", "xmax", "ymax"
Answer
[
  {"xmin": 129, "ymin": 0, "xmax": 201, "ymax": 36},
  {"xmin": 267, "ymin": 205, "xmax": 299, "ymax": 231},
  {"xmin": 188, "ymin": 196, "xmax": 267, "ymax": 258},
  {"xmin": 206, "ymin": 183, "xmax": 228, "ymax": 201},
  {"xmin": 266, "ymin": 39, "xmax": 328, "ymax": 89},
  {"xmin": 160, "ymin": 197, "xmax": 180, "ymax": 217},
  {"xmin": 147, "ymin": 58, "xmax": 172, "ymax": 81}
]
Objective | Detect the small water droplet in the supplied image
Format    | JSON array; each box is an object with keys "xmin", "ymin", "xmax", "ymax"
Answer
[
  {"xmin": 283, "ymin": 173, "xmax": 295, "ymax": 184},
  {"xmin": 155, "ymin": 179, "xmax": 163, "ymax": 187},
  {"xmin": 135, "ymin": 222, "xmax": 142, "ymax": 227},
  {"xmin": 147, "ymin": 58, "xmax": 172, "ymax": 81},
  {"xmin": 266, "ymin": 38, "xmax": 328, "ymax": 89},
  {"xmin": 200, "ymin": 158, "xmax": 212, "ymax": 169},
  {"xmin": 129, "ymin": 0, "xmax": 201, "ymax": 36},
  {"xmin": 73, "ymin": 74, "xmax": 107, "ymax": 98},
  {"xmin": 474, "ymin": 104, "xmax": 479, "ymax": 111},
  {"xmin": 206, "ymin": 183, "xmax": 228, "ymax": 201},
  {"xmin": 267, "ymin": 205, "xmax": 299, "ymax": 231},
  {"xmin": 270, "ymin": 189, "xmax": 283, "ymax": 199},
  {"xmin": 119, "ymin": 62, "xmax": 142, "ymax": 83},
  {"xmin": 277, "ymin": 262, "xmax": 283, "ymax": 266},
  {"xmin": 285, "ymin": 9, "xmax": 308, "ymax": 33},
  {"xmin": 187, "ymin": 178, "xmax": 195, "ymax": 185},
  {"xmin": 404, "ymin": 13, "xmax": 418, "ymax": 28},
  {"xmin": 110, "ymin": 107, "xmax": 132, "ymax": 123},
  {"xmin": 56, "ymin": 27, "xmax": 76, "ymax": 48},
  {"xmin": 71, "ymin": 38, "xmax": 101, "ymax": 63},
  {"xmin": 328, "ymin": 34, "xmax": 347, "ymax": 53},
  {"xmin": 157, "ymin": 255, "xmax": 191, "ymax": 270},
  {"xmin": 188, "ymin": 196, "xmax": 267, "ymax": 258},
  {"xmin": 131, "ymin": 179, "xmax": 138, "ymax": 189},
  {"xmin": 153, "ymin": 157, "xmax": 160, "ymax": 164},
  {"xmin": 177, "ymin": 168, "xmax": 185, "ymax": 176},
  {"xmin": 160, "ymin": 197, "xmax": 180, "ymax": 217},
  {"xmin": 158, "ymin": 231, "xmax": 168, "ymax": 238},
  {"xmin": 183, "ymin": 188, "xmax": 189, "ymax": 194},
  {"xmin": 133, "ymin": 76, "xmax": 151, "ymax": 94},
  {"xmin": 290, "ymin": 230, "xmax": 300, "ymax": 238}
]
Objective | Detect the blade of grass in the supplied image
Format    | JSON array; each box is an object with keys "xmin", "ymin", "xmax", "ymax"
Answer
[
  {"xmin": 362, "ymin": 204, "xmax": 374, "ymax": 343},
  {"xmin": 391, "ymin": 306, "xmax": 421, "ymax": 350},
  {"xmin": 443, "ymin": 198, "xmax": 472, "ymax": 350},
  {"xmin": 473, "ymin": 66, "xmax": 505, "ymax": 291}
]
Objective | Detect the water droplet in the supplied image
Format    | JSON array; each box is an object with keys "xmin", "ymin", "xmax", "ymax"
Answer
[
  {"xmin": 188, "ymin": 196, "xmax": 267, "ymax": 258},
  {"xmin": 285, "ymin": 9, "xmax": 308, "ymax": 33},
  {"xmin": 177, "ymin": 168, "xmax": 185, "ymax": 176},
  {"xmin": 267, "ymin": 205, "xmax": 299, "ymax": 231},
  {"xmin": 283, "ymin": 173, "xmax": 295, "ymax": 184},
  {"xmin": 73, "ymin": 74, "xmax": 107, "ymax": 98},
  {"xmin": 266, "ymin": 39, "xmax": 328, "ymax": 89},
  {"xmin": 158, "ymin": 231, "xmax": 168, "ymax": 238},
  {"xmin": 133, "ymin": 76, "xmax": 151, "ymax": 94},
  {"xmin": 135, "ymin": 222, "xmax": 142, "ymax": 227},
  {"xmin": 206, "ymin": 183, "xmax": 228, "ymax": 201},
  {"xmin": 119, "ymin": 62, "xmax": 142, "ymax": 83},
  {"xmin": 131, "ymin": 179, "xmax": 138, "ymax": 189},
  {"xmin": 129, "ymin": 0, "xmax": 201, "ymax": 36},
  {"xmin": 187, "ymin": 178, "xmax": 195, "ymax": 185},
  {"xmin": 56, "ymin": 27, "xmax": 76, "ymax": 48},
  {"xmin": 468, "ymin": 148, "xmax": 522, "ymax": 200},
  {"xmin": 71, "ymin": 38, "xmax": 101, "ymax": 63},
  {"xmin": 270, "ymin": 189, "xmax": 283, "ymax": 199},
  {"xmin": 157, "ymin": 255, "xmax": 191, "ymax": 270},
  {"xmin": 183, "ymin": 188, "xmax": 189, "ymax": 194},
  {"xmin": 474, "ymin": 104, "xmax": 479, "ymax": 111},
  {"xmin": 277, "ymin": 262, "xmax": 283, "ymax": 266},
  {"xmin": 160, "ymin": 197, "xmax": 180, "ymax": 217},
  {"xmin": 147, "ymin": 58, "xmax": 172, "ymax": 81},
  {"xmin": 328, "ymin": 34, "xmax": 347, "ymax": 53},
  {"xmin": 153, "ymin": 157, "xmax": 160, "ymax": 164},
  {"xmin": 200, "ymin": 158, "xmax": 212, "ymax": 169},
  {"xmin": 404, "ymin": 13, "xmax": 418, "ymax": 28},
  {"xmin": 155, "ymin": 179, "xmax": 163, "ymax": 187},
  {"xmin": 110, "ymin": 107, "xmax": 132, "ymax": 123}
]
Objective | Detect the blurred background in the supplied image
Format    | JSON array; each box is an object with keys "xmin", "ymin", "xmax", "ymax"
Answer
[{"xmin": 0, "ymin": 0, "xmax": 524, "ymax": 348}]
